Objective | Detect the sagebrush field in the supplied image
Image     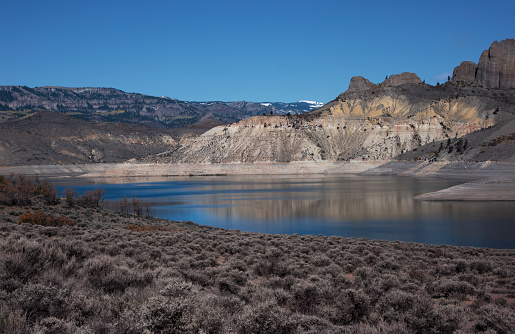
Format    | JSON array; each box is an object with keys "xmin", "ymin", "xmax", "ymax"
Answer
[{"xmin": 1, "ymin": 174, "xmax": 514, "ymax": 333}]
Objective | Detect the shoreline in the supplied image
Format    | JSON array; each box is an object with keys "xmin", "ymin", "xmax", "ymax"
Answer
[
  {"xmin": 1, "ymin": 160, "xmax": 514, "ymax": 201},
  {"xmin": 414, "ymin": 178, "xmax": 515, "ymax": 201},
  {"xmin": 0, "ymin": 160, "xmax": 386, "ymax": 178}
]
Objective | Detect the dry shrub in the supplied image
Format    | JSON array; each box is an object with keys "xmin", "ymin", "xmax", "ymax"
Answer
[
  {"xmin": 475, "ymin": 304, "xmax": 515, "ymax": 334},
  {"xmin": 34, "ymin": 180, "xmax": 60, "ymax": 205},
  {"xmin": 236, "ymin": 302, "xmax": 299, "ymax": 334},
  {"xmin": 135, "ymin": 296, "xmax": 189, "ymax": 333},
  {"xmin": 82, "ymin": 255, "xmax": 153, "ymax": 293},
  {"xmin": 80, "ymin": 188, "xmax": 106, "ymax": 208},
  {"xmin": 13, "ymin": 283, "xmax": 71, "ymax": 324},
  {"xmin": 0, "ymin": 304, "xmax": 27, "ymax": 334},
  {"xmin": 32, "ymin": 317, "xmax": 79, "ymax": 334},
  {"xmin": 0, "ymin": 174, "xmax": 36, "ymax": 206},
  {"xmin": 429, "ymin": 279, "xmax": 476, "ymax": 298},
  {"xmin": 18, "ymin": 211, "xmax": 76, "ymax": 227},
  {"xmin": 62, "ymin": 187, "xmax": 79, "ymax": 208},
  {"xmin": 127, "ymin": 224, "xmax": 171, "ymax": 232}
]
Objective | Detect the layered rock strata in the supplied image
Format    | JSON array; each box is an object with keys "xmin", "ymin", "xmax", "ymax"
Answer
[{"xmin": 145, "ymin": 82, "xmax": 508, "ymax": 164}]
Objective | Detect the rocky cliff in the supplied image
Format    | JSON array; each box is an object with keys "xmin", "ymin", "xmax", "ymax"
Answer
[
  {"xmin": 476, "ymin": 39, "xmax": 515, "ymax": 89},
  {"xmin": 452, "ymin": 39, "xmax": 515, "ymax": 89},
  {"xmin": 348, "ymin": 72, "xmax": 422, "ymax": 92},
  {"xmin": 452, "ymin": 61, "xmax": 477, "ymax": 84},
  {"xmin": 382, "ymin": 72, "xmax": 422, "ymax": 87}
]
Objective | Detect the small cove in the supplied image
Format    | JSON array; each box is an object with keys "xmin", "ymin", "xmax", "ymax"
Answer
[{"xmin": 54, "ymin": 174, "xmax": 515, "ymax": 249}]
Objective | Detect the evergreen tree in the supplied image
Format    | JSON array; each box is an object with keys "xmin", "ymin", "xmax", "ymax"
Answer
[{"xmin": 456, "ymin": 138, "xmax": 464, "ymax": 153}]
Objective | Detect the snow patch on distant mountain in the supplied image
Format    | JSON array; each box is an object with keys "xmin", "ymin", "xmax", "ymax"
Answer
[
  {"xmin": 299, "ymin": 100, "xmax": 322, "ymax": 105},
  {"xmin": 298, "ymin": 100, "xmax": 324, "ymax": 109},
  {"xmin": 262, "ymin": 100, "xmax": 325, "ymax": 116}
]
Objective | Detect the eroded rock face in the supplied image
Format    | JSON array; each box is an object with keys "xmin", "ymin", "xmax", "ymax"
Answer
[
  {"xmin": 476, "ymin": 39, "xmax": 515, "ymax": 89},
  {"xmin": 145, "ymin": 84, "xmax": 508, "ymax": 164},
  {"xmin": 452, "ymin": 61, "xmax": 477, "ymax": 84},
  {"xmin": 381, "ymin": 72, "xmax": 422, "ymax": 87},
  {"xmin": 347, "ymin": 76, "xmax": 377, "ymax": 92}
]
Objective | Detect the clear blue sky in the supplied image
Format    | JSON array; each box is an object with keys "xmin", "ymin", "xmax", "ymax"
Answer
[{"xmin": 1, "ymin": 0, "xmax": 513, "ymax": 103}]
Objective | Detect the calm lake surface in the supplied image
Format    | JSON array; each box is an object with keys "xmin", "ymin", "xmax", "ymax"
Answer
[{"xmin": 54, "ymin": 175, "xmax": 515, "ymax": 249}]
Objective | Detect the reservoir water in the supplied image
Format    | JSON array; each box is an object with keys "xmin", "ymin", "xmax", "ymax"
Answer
[{"xmin": 55, "ymin": 175, "xmax": 515, "ymax": 249}]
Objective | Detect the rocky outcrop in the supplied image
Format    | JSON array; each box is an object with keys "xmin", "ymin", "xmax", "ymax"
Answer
[
  {"xmin": 475, "ymin": 39, "xmax": 515, "ymax": 89},
  {"xmin": 345, "ymin": 73, "xmax": 422, "ymax": 93},
  {"xmin": 452, "ymin": 61, "xmax": 477, "ymax": 84},
  {"xmin": 347, "ymin": 76, "xmax": 377, "ymax": 92},
  {"xmin": 381, "ymin": 72, "xmax": 422, "ymax": 87}
]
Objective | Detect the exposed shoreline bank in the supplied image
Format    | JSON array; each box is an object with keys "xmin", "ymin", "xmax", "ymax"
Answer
[
  {"xmin": 1, "ymin": 160, "xmax": 514, "ymax": 201},
  {"xmin": 0, "ymin": 161, "xmax": 386, "ymax": 178}
]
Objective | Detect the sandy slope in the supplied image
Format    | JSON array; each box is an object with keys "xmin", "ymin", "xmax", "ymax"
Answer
[
  {"xmin": 364, "ymin": 160, "xmax": 515, "ymax": 201},
  {"xmin": 414, "ymin": 178, "xmax": 515, "ymax": 201}
]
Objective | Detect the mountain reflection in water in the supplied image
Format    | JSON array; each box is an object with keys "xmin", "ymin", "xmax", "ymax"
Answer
[{"xmin": 55, "ymin": 175, "xmax": 515, "ymax": 249}]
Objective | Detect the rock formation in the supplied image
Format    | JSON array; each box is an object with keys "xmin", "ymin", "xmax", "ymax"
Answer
[
  {"xmin": 452, "ymin": 61, "xmax": 477, "ymax": 84},
  {"xmin": 381, "ymin": 72, "xmax": 422, "ymax": 87},
  {"xmin": 347, "ymin": 76, "xmax": 377, "ymax": 92},
  {"xmin": 451, "ymin": 39, "xmax": 515, "ymax": 89},
  {"xmin": 476, "ymin": 39, "xmax": 515, "ymax": 89}
]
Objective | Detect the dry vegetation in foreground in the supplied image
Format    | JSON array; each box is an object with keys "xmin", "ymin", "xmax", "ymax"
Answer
[{"xmin": 1, "ymin": 175, "xmax": 515, "ymax": 333}]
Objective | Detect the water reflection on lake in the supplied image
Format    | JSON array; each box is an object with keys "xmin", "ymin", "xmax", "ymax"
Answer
[{"xmin": 54, "ymin": 175, "xmax": 515, "ymax": 249}]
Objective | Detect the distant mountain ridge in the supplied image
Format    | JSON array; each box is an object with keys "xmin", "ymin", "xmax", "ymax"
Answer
[
  {"xmin": 0, "ymin": 110, "xmax": 179, "ymax": 165},
  {"xmin": 0, "ymin": 85, "xmax": 322, "ymax": 128}
]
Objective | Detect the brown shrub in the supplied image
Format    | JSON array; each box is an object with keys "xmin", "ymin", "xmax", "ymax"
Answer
[
  {"xmin": 18, "ymin": 211, "xmax": 76, "ymax": 227},
  {"xmin": 80, "ymin": 188, "xmax": 106, "ymax": 208},
  {"xmin": 127, "ymin": 224, "xmax": 171, "ymax": 232},
  {"xmin": 34, "ymin": 180, "xmax": 60, "ymax": 205},
  {"xmin": 62, "ymin": 187, "xmax": 79, "ymax": 208},
  {"xmin": 0, "ymin": 174, "xmax": 36, "ymax": 206}
]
